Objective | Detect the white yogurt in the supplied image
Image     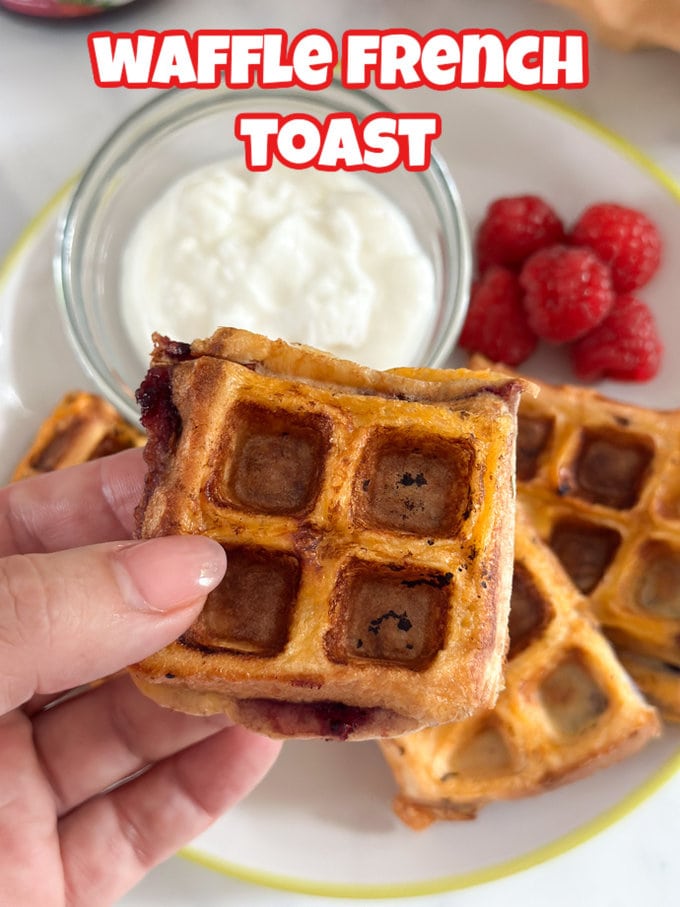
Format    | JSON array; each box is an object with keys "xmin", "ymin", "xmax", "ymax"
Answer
[{"xmin": 121, "ymin": 160, "xmax": 437, "ymax": 369}]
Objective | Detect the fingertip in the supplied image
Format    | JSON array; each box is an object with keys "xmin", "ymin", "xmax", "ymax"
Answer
[{"xmin": 112, "ymin": 536, "xmax": 226, "ymax": 613}]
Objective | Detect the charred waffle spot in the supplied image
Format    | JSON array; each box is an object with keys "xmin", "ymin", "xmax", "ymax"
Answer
[
  {"xmin": 444, "ymin": 721, "xmax": 515, "ymax": 778},
  {"xmin": 182, "ymin": 546, "xmax": 300, "ymax": 656},
  {"xmin": 400, "ymin": 572, "xmax": 453, "ymax": 589},
  {"xmin": 352, "ymin": 431, "xmax": 474, "ymax": 537},
  {"xmin": 516, "ymin": 413, "xmax": 554, "ymax": 481},
  {"xmin": 368, "ymin": 610, "xmax": 413, "ymax": 634},
  {"xmin": 325, "ymin": 559, "xmax": 449, "ymax": 669},
  {"xmin": 398, "ymin": 472, "xmax": 428, "ymax": 487},
  {"xmin": 508, "ymin": 562, "xmax": 553, "ymax": 659},
  {"xmin": 539, "ymin": 652, "xmax": 609, "ymax": 736},
  {"xmin": 549, "ymin": 519, "xmax": 621, "ymax": 594},
  {"xmin": 136, "ymin": 365, "xmax": 182, "ymax": 448},
  {"xmin": 557, "ymin": 478, "xmax": 572, "ymax": 496},
  {"xmin": 224, "ymin": 403, "xmax": 330, "ymax": 516},
  {"xmin": 635, "ymin": 541, "xmax": 680, "ymax": 619},
  {"xmin": 569, "ymin": 427, "xmax": 654, "ymax": 510}
]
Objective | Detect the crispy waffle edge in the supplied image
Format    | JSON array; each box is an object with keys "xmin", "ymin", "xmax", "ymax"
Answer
[
  {"xmin": 379, "ymin": 507, "xmax": 661, "ymax": 826},
  {"xmin": 128, "ymin": 328, "xmax": 535, "ymax": 740},
  {"xmin": 469, "ymin": 353, "xmax": 680, "ymax": 722}
]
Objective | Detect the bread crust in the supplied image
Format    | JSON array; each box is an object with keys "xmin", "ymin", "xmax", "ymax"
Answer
[{"xmin": 129, "ymin": 329, "xmax": 532, "ymax": 740}]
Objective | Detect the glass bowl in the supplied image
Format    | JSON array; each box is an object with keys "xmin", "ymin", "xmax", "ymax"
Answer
[{"xmin": 56, "ymin": 83, "xmax": 471, "ymax": 425}]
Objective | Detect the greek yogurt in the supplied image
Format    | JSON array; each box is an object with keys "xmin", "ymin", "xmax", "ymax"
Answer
[{"xmin": 121, "ymin": 160, "xmax": 437, "ymax": 369}]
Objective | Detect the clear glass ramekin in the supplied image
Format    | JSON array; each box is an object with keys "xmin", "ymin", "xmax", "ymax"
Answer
[{"xmin": 56, "ymin": 82, "xmax": 471, "ymax": 424}]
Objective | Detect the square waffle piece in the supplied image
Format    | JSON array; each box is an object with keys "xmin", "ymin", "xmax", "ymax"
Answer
[
  {"xmin": 470, "ymin": 355, "xmax": 680, "ymax": 723},
  {"xmin": 380, "ymin": 506, "xmax": 661, "ymax": 827},
  {"xmin": 129, "ymin": 328, "xmax": 533, "ymax": 740},
  {"xmin": 12, "ymin": 390, "xmax": 145, "ymax": 481}
]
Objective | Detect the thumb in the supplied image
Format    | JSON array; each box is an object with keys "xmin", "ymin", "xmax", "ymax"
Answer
[{"xmin": 0, "ymin": 536, "xmax": 226, "ymax": 714}]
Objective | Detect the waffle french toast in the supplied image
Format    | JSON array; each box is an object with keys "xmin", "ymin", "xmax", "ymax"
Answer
[
  {"xmin": 12, "ymin": 391, "xmax": 145, "ymax": 480},
  {"xmin": 380, "ymin": 506, "xmax": 660, "ymax": 827},
  {"xmin": 129, "ymin": 328, "xmax": 532, "ymax": 740},
  {"xmin": 470, "ymin": 354, "xmax": 680, "ymax": 722}
]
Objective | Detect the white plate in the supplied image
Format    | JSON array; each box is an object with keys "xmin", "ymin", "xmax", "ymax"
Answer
[{"xmin": 2, "ymin": 87, "xmax": 680, "ymax": 900}]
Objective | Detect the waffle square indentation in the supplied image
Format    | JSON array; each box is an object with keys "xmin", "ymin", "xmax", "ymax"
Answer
[
  {"xmin": 635, "ymin": 540, "xmax": 680, "ymax": 619},
  {"xmin": 508, "ymin": 562, "xmax": 553, "ymax": 659},
  {"xmin": 182, "ymin": 546, "xmax": 300, "ymax": 655},
  {"xmin": 325, "ymin": 559, "xmax": 450, "ymax": 670},
  {"xmin": 352, "ymin": 430, "xmax": 475, "ymax": 536},
  {"xmin": 446, "ymin": 721, "xmax": 515, "ymax": 779},
  {"xmin": 224, "ymin": 403, "xmax": 330, "ymax": 516},
  {"xmin": 567, "ymin": 428, "xmax": 653, "ymax": 510},
  {"xmin": 549, "ymin": 518, "xmax": 621, "ymax": 594},
  {"xmin": 539, "ymin": 652, "xmax": 609, "ymax": 736},
  {"xmin": 516, "ymin": 413, "xmax": 554, "ymax": 481}
]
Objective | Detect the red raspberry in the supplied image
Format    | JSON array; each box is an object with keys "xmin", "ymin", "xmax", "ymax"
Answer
[
  {"xmin": 570, "ymin": 295, "xmax": 663, "ymax": 382},
  {"xmin": 519, "ymin": 245, "xmax": 615, "ymax": 343},
  {"xmin": 459, "ymin": 265, "xmax": 538, "ymax": 366},
  {"xmin": 570, "ymin": 203, "xmax": 662, "ymax": 293},
  {"xmin": 475, "ymin": 195, "xmax": 565, "ymax": 272}
]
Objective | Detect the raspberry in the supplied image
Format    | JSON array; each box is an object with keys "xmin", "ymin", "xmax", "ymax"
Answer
[
  {"xmin": 519, "ymin": 245, "xmax": 615, "ymax": 343},
  {"xmin": 475, "ymin": 195, "xmax": 565, "ymax": 272},
  {"xmin": 570, "ymin": 295, "xmax": 663, "ymax": 382},
  {"xmin": 570, "ymin": 202, "xmax": 662, "ymax": 293},
  {"xmin": 459, "ymin": 265, "xmax": 538, "ymax": 366}
]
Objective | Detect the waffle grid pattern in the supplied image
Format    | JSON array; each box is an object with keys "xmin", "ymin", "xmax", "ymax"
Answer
[
  {"xmin": 133, "ymin": 334, "xmax": 526, "ymax": 735},
  {"xmin": 470, "ymin": 355, "xmax": 680, "ymax": 721},
  {"xmin": 380, "ymin": 511, "xmax": 660, "ymax": 826},
  {"xmin": 137, "ymin": 357, "xmax": 512, "ymax": 728}
]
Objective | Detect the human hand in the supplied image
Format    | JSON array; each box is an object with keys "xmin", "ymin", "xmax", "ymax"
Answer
[{"xmin": 0, "ymin": 449, "xmax": 281, "ymax": 906}]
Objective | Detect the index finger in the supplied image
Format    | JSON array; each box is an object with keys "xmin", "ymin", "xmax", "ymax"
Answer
[{"xmin": 0, "ymin": 448, "xmax": 146, "ymax": 556}]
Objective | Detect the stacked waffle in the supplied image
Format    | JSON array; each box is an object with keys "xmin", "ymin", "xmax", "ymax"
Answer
[
  {"xmin": 10, "ymin": 335, "xmax": 674, "ymax": 825},
  {"xmin": 129, "ymin": 329, "xmax": 529, "ymax": 740},
  {"xmin": 471, "ymin": 355, "xmax": 680, "ymax": 723},
  {"xmin": 380, "ymin": 506, "xmax": 659, "ymax": 826}
]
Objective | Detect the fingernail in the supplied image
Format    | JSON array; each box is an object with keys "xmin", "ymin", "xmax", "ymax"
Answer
[{"xmin": 112, "ymin": 537, "xmax": 226, "ymax": 612}]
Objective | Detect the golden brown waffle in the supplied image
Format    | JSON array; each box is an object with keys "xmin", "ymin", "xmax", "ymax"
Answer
[
  {"xmin": 129, "ymin": 328, "xmax": 532, "ymax": 740},
  {"xmin": 470, "ymin": 355, "xmax": 680, "ymax": 721},
  {"xmin": 380, "ymin": 507, "xmax": 660, "ymax": 827},
  {"xmin": 12, "ymin": 391, "xmax": 145, "ymax": 480}
]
